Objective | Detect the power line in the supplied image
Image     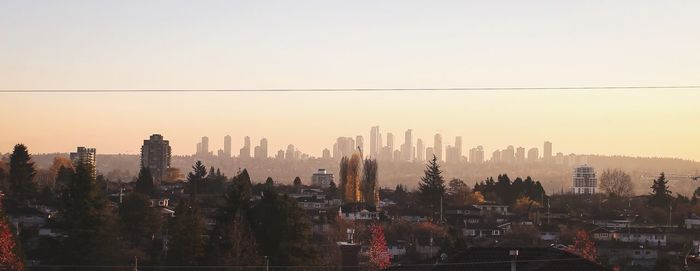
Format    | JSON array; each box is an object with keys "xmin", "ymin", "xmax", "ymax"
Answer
[{"xmin": 1, "ymin": 85, "xmax": 700, "ymax": 93}]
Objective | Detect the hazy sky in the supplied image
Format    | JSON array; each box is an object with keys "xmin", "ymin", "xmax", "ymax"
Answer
[{"xmin": 1, "ymin": 1, "xmax": 699, "ymax": 160}]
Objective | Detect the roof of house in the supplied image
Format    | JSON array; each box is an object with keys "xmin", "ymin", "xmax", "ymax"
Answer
[{"xmin": 389, "ymin": 247, "xmax": 610, "ymax": 271}]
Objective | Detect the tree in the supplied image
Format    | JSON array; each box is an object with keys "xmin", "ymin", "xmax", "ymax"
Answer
[
  {"xmin": 0, "ymin": 194, "xmax": 24, "ymax": 271},
  {"xmin": 447, "ymin": 178, "xmax": 470, "ymax": 205},
  {"xmin": 418, "ymin": 155, "xmax": 446, "ymax": 216},
  {"xmin": 206, "ymin": 169, "xmax": 261, "ymax": 266},
  {"xmin": 599, "ymin": 169, "xmax": 634, "ymax": 197},
  {"xmin": 571, "ymin": 229, "xmax": 596, "ymax": 262},
  {"xmin": 649, "ymin": 173, "xmax": 672, "ymax": 208},
  {"xmin": 48, "ymin": 156, "xmax": 73, "ymax": 187},
  {"xmin": 8, "ymin": 144, "xmax": 36, "ymax": 201},
  {"xmin": 163, "ymin": 167, "xmax": 183, "ymax": 183},
  {"xmin": 166, "ymin": 199, "xmax": 206, "ymax": 266},
  {"xmin": 293, "ymin": 176, "xmax": 302, "ymax": 188},
  {"xmin": 652, "ymin": 257, "xmax": 671, "ymax": 271},
  {"xmin": 60, "ymin": 163, "xmax": 121, "ymax": 265},
  {"xmin": 368, "ymin": 224, "xmax": 391, "ymax": 270},
  {"xmin": 512, "ymin": 196, "xmax": 542, "ymax": 216},
  {"xmin": 134, "ymin": 167, "xmax": 155, "ymax": 196},
  {"xmin": 251, "ymin": 185, "xmax": 319, "ymax": 266},
  {"xmin": 187, "ymin": 161, "xmax": 208, "ymax": 197},
  {"xmin": 342, "ymin": 153, "xmax": 362, "ymax": 203},
  {"xmin": 327, "ymin": 180, "xmax": 339, "ymax": 199},
  {"xmin": 119, "ymin": 192, "xmax": 162, "ymax": 248},
  {"xmin": 361, "ymin": 158, "xmax": 379, "ymax": 205}
]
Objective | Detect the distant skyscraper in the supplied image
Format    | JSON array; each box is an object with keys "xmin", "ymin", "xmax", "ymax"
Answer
[
  {"xmin": 491, "ymin": 149, "xmax": 501, "ymax": 163},
  {"xmin": 386, "ymin": 133, "xmax": 394, "ymax": 152},
  {"xmin": 254, "ymin": 138, "xmax": 268, "ymax": 159},
  {"xmin": 455, "ymin": 136, "xmax": 462, "ymax": 159},
  {"xmin": 70, "ymin": 146, "xmax": 96, "ymax": 179},
  {"xmin": 223, "ymin": 135, "xmax": 232, "ymax": 158},
  {"xmin": 199, "ymin": 136, "xmax": 209, "ymax": 156},
  {"xmin": 416, "ymin": 138, "xmax": 425, "ymax": 161},
  {"xmin": 572, "ymin": 165, "xmax": 597, "ymax": 194},
  {"xmin": 141, "ymin": 134, "xmax": 171, "ymax": 181},
  {"xmin": 322, "ymin": 148, "xmax": 331, "ymax": 159},
  {"xmin": 402, "ymin": 129, "xmax": 413, "ymax": 161},
  {"xmin": 543, "ymin": 141, "xmax": 553, "ymax": 161},
  {"xmin": 240, "ymin": 136, "xmax": 251, "ymax": 159},
  {"xmin": 527, "ymin": 148, "xmax": 539, "ymax": 162},
  {"xmin": 286, "ymin": 144, "xmax": 296, "ymax": 160},
  {"xmin": 434, "ymin": 134, "xmax": 442, "ymax": 162},
  {"xmin": 426, "ymin": 147, "xmax": 435, "ymax": 161},
  {"xmin": 501, "ymin": 145, "xmax": 515, "ymax": 163},
  {"xmin": 332, "ymin": 143, "xmax": 340, "ymax": 159},
  {"xmin": 276, "ymin": 149, "xmax": 284, "ymax": 160},
  {"xmin": 469, "ymin": 146, "xmax": 484, "ymax": 164},
  {"xmin": 356, "ymin": 135, "xmax": 364, "ymax": 155},
  {"xmin": 516, "ymin": 147, "xmax": 525, "ymax": 162},
  {"xmin": 336, "ymin": 137, "xmax": 355, "ymax": 158},
  {"xmin": 370, "ymin": 126, "xmax": 380, "ymax": 158}
]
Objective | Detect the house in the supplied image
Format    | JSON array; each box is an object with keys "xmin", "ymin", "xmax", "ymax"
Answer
[
  {"xmin": 339, "ymin": 204, "xmax": 380, "ymax": 220},
  {"xmin": 463, "ymin": 223, "xmax": 510, "ymax": 238},
  {"xmin": 473, "ymin": 203, "xmax": 509, "ymax": 216},
  {"xmin": 538, "ymin": 224, "xmax": 560, "ymax": 241},
  {"xmin": 617, "ymin": 227, "xmax": 667, "ymax": 247},
  {"xmin": 388, "ymin": 241, "xmax": 408, "ymax": 259},
  {"xmin": 590, "ymin": 227, "xmax": 617, "ymax": 241},
  {"xmin": 388, "ymin": 247, "xmax": 610, "ymax": 270},
  {"xmin": 597, "ymin": 242, "xmax": 658, "ymax": 267},
  {"xmin": 685, "ymin": 214, "xmax": 700, "ymax": 229},
  {"xmin": 149, "ymin": 198, "xmax": 170, "ymax": 207}
]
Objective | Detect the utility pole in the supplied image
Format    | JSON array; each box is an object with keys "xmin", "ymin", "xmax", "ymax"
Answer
[
  {"xmin": 264, "ymin": 256, "xmax": 269, "ymax": 271},
  {"xmin": 509, "ymin": 249, "xmax": 518, "ymax": 271}
]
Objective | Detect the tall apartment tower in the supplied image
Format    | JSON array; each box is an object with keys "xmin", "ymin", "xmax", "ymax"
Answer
[
  {"xmin": 543, "ymin": 141, "xmax": 553, "ymax": 161},
  {"xmin": 527, "ymin": 148, "xmax": 539, "ymax": 162},
  {"xmin": 516, "ymin": 147, "xmax": 526, "ymax": 162},
  {"xmin": 434, "ymin": 133, "xmax": 443, "ymax": 162},
  {"xmin": 370, "ymin": 126, "xmax": 380, "ymax": 158},
  {"xmin": 140, "ymin": 134, "xmax": 171, "ymax": 182},
  {"xmin": 469, "ymin": 146, "xmax": 484, "ymax": 164},
  {"xmin": 200, "ymin": 136, "xmax": 209, "ymax": 155},
  {"xmin": 70, "ymin": 146, "xmax": 97, "ymax": 179},
  {"xmin": 240, "ymin": 136, "xmax": 251, "ymax": 159},
  {"xmin": 416, "ymin": 138, "xmax": 425, "ymax": 161},
  {"xmin": 356, "ymin": 136, "xmax": 364, "ymax": 155},
  {"xmin": 572, "ymin": 165, "xmax": 597, "ymax": 194},
  {"xmin": 402, "ymin": 129, "xmax": 413, "ymax": 161},
  {"xmin": 455, "ymin": 136, "xmax": 462, "ymax": 159},
  {"xmin": 223, "ymin": 135, "xmax": 232, "ymax": 158},
  {"xmin": 254, "ymin": 138, "xmax": 268, "ymax": 159}
]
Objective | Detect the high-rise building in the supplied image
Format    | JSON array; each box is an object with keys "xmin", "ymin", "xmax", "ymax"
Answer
[
  {"xmin": 356, "ymin": 135, "xmax": 364, "ymax": 155},
  {"xmin": 555, "ymin": 152, "xmax": 564, "ymax": 164},
  {"xmin": 527, "ymin": 148, "xmax": 539, "ymax": 162},
  {"xmin": 543, "ymin": 141, "xmax": 552, "ymax": 161},
  {"xmin": 276, "ymin": 149, "xmax": 284, "ymax": 160},
  {"xmin": 434, "ymin": 133, "xmax": 443, "ymax": 162},
  {"xmin": 491, "ymin": 149, "xmax": 501, "ymax": 163},
  {"xmin": 393, "ymin": 149, "xmax": 401, "ymax": 161},
  {"xmin": 426, "ymin": 147, "xmax": 435, "ymax": 161},
  {"xmin": 401, "ymin": 129, "xmax": 413, "ymax": 161},
  {"xmin": 501, "ymin": 145, "xmax": 515, "ymax": 163},
  {"xmin": 223, "ymin": 135, "xmax": 232, "ymax": 158},
  {"xmin": 455, "ymin": 136, "xmax": 462, "ymax": 159},
  {"xmin": 311, "ymin": 169, "xmax": 334, "ymax": 188},
  {"xmin": 336, "ymin": 137, "xmax": 355, "ymax": 158},
  {"xmin": 70, "ymin": 146, "xmax": 96, "ymax": 179},
  {"xmin": 516, "ymin": 147, "xmax": 525, "ymax": 162},
  {"xmin": 198, "ymin": 136, "xmax": 210, "ymax": 156},
  {"xmin": 386, "ymin": 133, "xmax": 394, "ymax": 152},
  {"xmin": 286, "ymin": 144, "xmax": 296, "ymax": 160},
  {"xmin": 446, "ymin": 145, "xmax": 460, "ymax": 164},
  {"xmin": 572, "ymin": 165, "xmax": 597, "ymax": 194},
  {"xmin": 416, "ymin": 138, "xmax": 425, "ymax": 161},
  {"xmin": 240, "ymin": 136, "xmax": 251, "ymax": 159},
  {"xmin": 322, "ymin": 148, "xmax": 331, "ymax": 159},
  {"xmin": 254, "ymin": 138, "xmax": 268, "ymax": 159},
  {"xmin": 469, "ymin": 146, "xmax": 484, "ymax": 164},
  {"xmin": 140, "ymin": 134, "xmax": 171, "ymax": 182},
  {"xmin": 370, "ymin": 126, "xmax": 380, "ymax": 158}
]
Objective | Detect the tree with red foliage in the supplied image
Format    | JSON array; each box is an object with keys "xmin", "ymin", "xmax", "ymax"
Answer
[
  {"xmin": 572, "ymin": 229, "xmax": 597, "ymax": 262},
  {"xmin": 368, "ymin": 224, "xmax": 391, "ymax": 270},
  {"xmin": 0, "ymin": 194, "xmax": 25, "ymax": 271}
]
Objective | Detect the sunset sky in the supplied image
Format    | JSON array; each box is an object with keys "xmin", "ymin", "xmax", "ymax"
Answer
[{"xmin": 1, "ymin": 1, "xmax": 699, "ymax": 160}]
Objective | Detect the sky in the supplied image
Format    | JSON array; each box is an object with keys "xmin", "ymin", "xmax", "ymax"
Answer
[{"xmin": 1, "ymin": 1, "xmax": 699, "ymax": 160}]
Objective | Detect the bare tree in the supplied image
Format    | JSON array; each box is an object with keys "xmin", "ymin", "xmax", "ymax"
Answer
[{"xmin": 599, "ymin": 168, "xmax": 634, "ymax": 197}]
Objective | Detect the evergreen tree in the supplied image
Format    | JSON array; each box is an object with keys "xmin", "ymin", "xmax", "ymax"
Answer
[
  {"xmin": 293, "ymin": 176, "xmax": 302, "ymax": 188},
  {"xmin": 187, "ymin": 161, "xmax": 208, "ymax": 197},
  {"xmin": 166, "ymin": 199, "xmax": 206, "ymax": 266},
  {"xmin": 327, "ymin": 180, "xmax": 339, "ymax": 199},
  {"xmin": 8, "ymin": 144, "xmax": 36, "ymax": 201},
  {"xmin": 418, "ymin": 155, "xmax": 446, "ymax": 215},
  {"xmin": 251, "ymin": 185, "xmax": 319, "ymax": 267},
  {"xmin": 265, "ymin": 177, "xmax": 274, "ymax": 187},
  {"xmin": 60, "ymin": 163, "xmax": 121, "ymax": 265},
  {"xmin": 206, "ymin": 169, "xmax": 261, "ymax": 267},
  {"xmin": 119, "ymin": 192, "xmax": 162, "ymax": 249},
  {"xmin": 134, "ymin": 167, "xmax": 154, "ymax": 196},
  {"xmin": 0, "ymin": 194, "xmax": 24, "ymax": 271},
  {"xmin": 649, "ymin": 173, "xmax": 672, "ymax": 208},
  {"xmin": 495, "ymin": 174, "xmax": 512, "ymax": 204}
]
